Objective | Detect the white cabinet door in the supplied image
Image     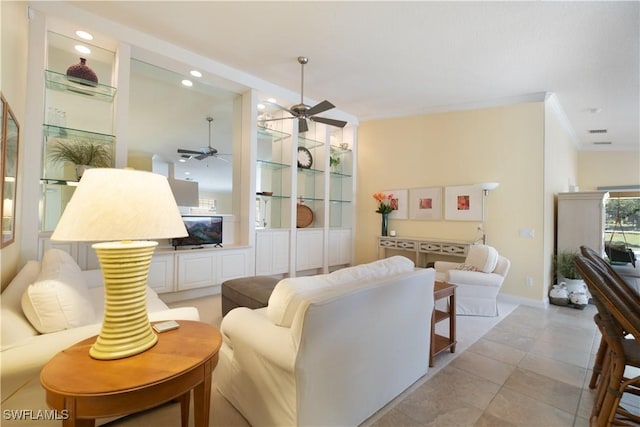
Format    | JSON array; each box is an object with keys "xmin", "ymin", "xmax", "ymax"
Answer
[
  {"xmin": 147, "ymin": 253, "xmax": 175, "ymax": 294},
  {"xmin": 177, "ymin": 252, "xmax": 216, "ymax": 290},
  {"xmin": 218, "ymin": 249, "xmax": 250, "ymax": 283},
  {"xmin": 329, "ymin": 229, "xmax": 352, "ymax": 266},
  {"xmin": 256, "ymin": 230, "xmax": 290, "ymax": 275},
  {"xmin": 296, "ymin": 229, "xmax": 324, "ymax": 271}
]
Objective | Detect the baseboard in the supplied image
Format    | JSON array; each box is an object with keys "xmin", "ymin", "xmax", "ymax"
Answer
[
  {"xmin": 159, "ymin": 284, "xmax": 221, "ymax": 304},
  {"xmin": 498, "ymin": 293, "xmax": 549, "ymax": 309}
]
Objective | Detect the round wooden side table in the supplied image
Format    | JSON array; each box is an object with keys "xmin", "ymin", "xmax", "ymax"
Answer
[{"xmin": 40, "ymin": 320, "xmax": 221, "ymax": 427}]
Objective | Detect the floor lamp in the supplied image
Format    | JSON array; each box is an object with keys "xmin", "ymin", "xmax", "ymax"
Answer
[
  {"xmin": 51, "ymin": 168, "xmax": 187, "ymax": 360},
  {"xmin": 479, "ymin": 182, "xmax": 500, "ymax": 245}
]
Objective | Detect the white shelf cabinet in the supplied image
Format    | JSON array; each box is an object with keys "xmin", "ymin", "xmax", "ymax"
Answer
[
  {"xmin": 176, "ymin": 248, "xmax": 251, "ymax": 291},
  {"xmin": 296, "ymin": 229, "xmax": 324, "ymax": 272},
  {"xmin": 557, "ymin": 191, "xmax": 609, "ymax": 256},
  {"xmin": 147, "ymin": 253, "xmax": 175, "ymax": 294},
  {"xmin": 255, "ymin": 229, "xmax": 290, "ymax": 276},
  {"xmin": 328, "ymin": 228, "xmax": 352, "ymax": 267}
]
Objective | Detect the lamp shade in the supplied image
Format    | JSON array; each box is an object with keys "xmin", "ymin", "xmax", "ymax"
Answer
[
  {"xmin": 479, "ymin": 182, "xmax": 500, "ymax": 191},
  {"xmin": 52, "ymin": 168, "xmax": 187, "ymax": 242}
]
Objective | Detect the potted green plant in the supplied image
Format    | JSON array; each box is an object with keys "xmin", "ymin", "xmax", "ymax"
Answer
[
  {"xmin": 553, "ymin": 250, "xmax": 582, "ymax": 281},
  {"xmin": 553, "ymin": 250, "xmax": 588, "ymax": 308},
  {"xmin": 329, "ymin": 155, "xmax": 341, "ymax": 171},
  {"xmin": 48, "ymin": 139, "xmax": 112, "ymax": 180}
]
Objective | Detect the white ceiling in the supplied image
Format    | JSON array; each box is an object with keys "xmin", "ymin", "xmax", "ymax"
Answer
[{"xmin": 66, "ymin": 1, "xmax": 639, "ymax": 152}]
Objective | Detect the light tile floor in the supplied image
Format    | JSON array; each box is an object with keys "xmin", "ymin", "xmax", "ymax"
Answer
[{"xmin": 113, "ymin": 296, "xmax": 639, "ymax": 427}]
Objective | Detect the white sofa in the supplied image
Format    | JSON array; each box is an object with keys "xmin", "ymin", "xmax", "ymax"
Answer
[
  {"xmin": 434, "ymin": 244, "xmax": 511, "ymax": 316},
  {"xmin": 216, "ymin": 256, "xmax": 435, "ymax": 427},
  {"xmin": 1, "ymin": 249, "xmax": 200, "ymax": 423}
]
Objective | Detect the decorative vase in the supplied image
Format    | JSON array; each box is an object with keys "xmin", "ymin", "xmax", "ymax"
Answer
[
  {"xmin": 381, "ymin": 213, "xmax": 389, "ymax": 237},
  {"xmin": 66, "ymin": 58, "xmax": 98, "ymax": 87}
]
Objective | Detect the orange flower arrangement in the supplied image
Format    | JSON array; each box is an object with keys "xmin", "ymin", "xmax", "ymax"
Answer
[{"xmin": 373, "ymin": 192, "xmax": 394, "ymax": 214}]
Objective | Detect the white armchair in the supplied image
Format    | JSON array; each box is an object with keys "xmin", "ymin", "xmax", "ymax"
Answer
[{"xmin": 434, "ymin": 244, "xmax": 510, "ymax": 316}]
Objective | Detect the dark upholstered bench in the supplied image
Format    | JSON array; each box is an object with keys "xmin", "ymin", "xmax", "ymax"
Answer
[{"xmin": 221, "ymin": 276, "xmax": 280, "ymax": 316}]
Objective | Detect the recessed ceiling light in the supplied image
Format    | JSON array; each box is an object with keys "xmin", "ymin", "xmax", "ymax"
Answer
[
  {"xmin": 184, "ymin": 171, "xmax": 191, "ymax": 175},
  {"xmin": 190, "ymin": 70, "xmax": 202, "ymax": 78},
  {"xmin": 257, "ymin": 103, "xmax": 266, "ymax": 110},
  {"xmin": 181, "ymin": 79, "xmax": 193, "ymax": 87},
  {"xmin": 75, "ymin": 30, "xmax": 93, "ymax": 41},
  {"xmin": 267, "ymin": 98, "xmax": 277, "ymax": 103},
  {"xmin": 74, "ymin": 45, "xmax": 91, "ymax": 54},
  {"xmin": 179, "ymin": 158, "xmax": 186, "ymax": 163}
]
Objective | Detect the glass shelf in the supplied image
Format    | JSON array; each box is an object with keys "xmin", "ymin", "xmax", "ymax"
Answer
[
  {"xmin": 257, "ymin": 159, "xmax": 290, "ymax": 170},
  {"xmin": 43, "ymin": 124, "xmax": 115, "ymax": 142},
  {"xmin": 297, "ymin": 167, "xmax": 323, "ymax": 176},
  {"xmin": 298, "ymin": 136, "xmax": 324, "ymax": 150},
  {"xmin": 330, "ymin": 144, "xmax": 352, "ymax": 154},
  {"xmin": 330, "ymin": 199, "xmax": 352, "ymax": 204},
  {"xmin": 256, "ymin": 193, "xmax": 290, "ymax": 200},
  {"xmin": 330, "ymin": 171, "xmax": 352, "ymax": 179},
  {"xmin": 40, "ymin": 179, "xmax": 80, "ymax": 186},
  {"xmin": 258, "ymin": 126, "xmax": 291, "ymax": 142},
  {"xmin": 45, "ymin": 70, "xmax": 117, "ymax": 101}
]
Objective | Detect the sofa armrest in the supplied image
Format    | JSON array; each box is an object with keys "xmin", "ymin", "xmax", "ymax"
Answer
[
  {"xmin": 447, "ymin": 270, "xmax": 504, "ymax": 288},
  {"xmin": 221, "ymin": 308, "xmax": 296, "ymax": 372},
  {"xmin": 434, "ymin": 261, "xmax": 462, "ymax": 273}
]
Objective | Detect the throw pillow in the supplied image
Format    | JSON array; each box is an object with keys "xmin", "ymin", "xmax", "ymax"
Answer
[
  {"xmin": 464, "ymin": 244, "xmax": 499, "ymax": 273},
  {"xmin": 21, "ymin": 249, "xmax": 96, "ymax": 334}
]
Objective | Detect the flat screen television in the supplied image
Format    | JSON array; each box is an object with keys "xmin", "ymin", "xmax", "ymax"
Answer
[{"xmin": 172, "ymin": 216, "xmax": 223, "ymax": 249}]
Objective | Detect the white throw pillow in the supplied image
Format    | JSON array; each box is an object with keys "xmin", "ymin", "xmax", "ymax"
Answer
[
  {"xmin": 464, "ymin": 245, "xmax": 499, "ymax": 273},
  {"xmin": 21, "ymin": 249, "xmax": 96, "ymax": 334}
]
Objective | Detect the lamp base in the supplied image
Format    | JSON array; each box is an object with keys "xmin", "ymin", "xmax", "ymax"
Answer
[{"xmin": 90, "ymin": 241, "xmax": 158, "ymax": 360}]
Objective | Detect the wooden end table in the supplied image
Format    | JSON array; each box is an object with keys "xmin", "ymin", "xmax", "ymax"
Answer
[
  {"xmin": 40, "ymin": 320, "xmax": 221, "ymax": 427},
  {"xmin": 430, "ymin": 281, "xmax": 457, "ymax": 367}
]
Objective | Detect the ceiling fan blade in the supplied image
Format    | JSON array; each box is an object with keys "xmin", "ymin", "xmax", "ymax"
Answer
[
  {"xmin": 298, "ymin": 117, "xmax": 309, "ymax": 133},
  {"xmin": 306, "ymin": 100, "xmax": 335, "ymax": 116},
  {"xmin": 310, "ymin": 116, "xmax": 347, "ymax": 128},
  {"xmin": 178, "ymin": 148, "xmax": 203, "ymax": 155},
  {"xmin": 195, "ymin": 153, "xmax": 209, "ymax": 160},
  {"xmin": 214, "ymin": 155, "xmax": 230, "ymax": 163},
  {"xmin": 265, "ymin": 101, "xmax": 296, "ymax": 116}
]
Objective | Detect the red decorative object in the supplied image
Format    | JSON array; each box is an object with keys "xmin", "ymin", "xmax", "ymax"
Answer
[{"xmin": 66, "ymin": 58, "xmax": 98, "ymax": 87}]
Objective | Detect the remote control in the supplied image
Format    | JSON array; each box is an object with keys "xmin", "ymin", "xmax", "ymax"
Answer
[{"xmin": 153, "ymin": 320, "xmax": 180, "ymax": 333}]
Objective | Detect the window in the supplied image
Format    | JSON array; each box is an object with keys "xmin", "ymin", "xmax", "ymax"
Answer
[{"xmin": 605, "ymin": 193, "xmax": 640, "ymax": 252}]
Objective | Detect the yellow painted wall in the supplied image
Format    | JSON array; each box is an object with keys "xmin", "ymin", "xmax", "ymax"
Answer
[
  {"xmin": 543, "ymin": 99, "xmax": 579, "ymax": 294},
  {"xmin": 578, "ymin": 151, "xmax": 640, "ymax": 190},
  {"xmin": 356, "ymin": 102, "xmax": 547, "ymax": 302},
  {"xmin": 1, "ymin": 1, "xmax": 29, "ymax": 289}
]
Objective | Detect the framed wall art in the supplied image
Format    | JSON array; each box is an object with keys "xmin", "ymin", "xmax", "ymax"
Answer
[
  {"xmin": 409, "ymin": 187, "xmax": 442, "ymax": 220},
  {"xmin": 444, "ymin": 185, "xmax": 482, "ymax": 221},
  {"xmin": 385, "ymin": 189, "xmax": 408, "ymax": 219},
  {"xmin": 1, "ymin": 93, "xmax": 19, "ymax": 247}
]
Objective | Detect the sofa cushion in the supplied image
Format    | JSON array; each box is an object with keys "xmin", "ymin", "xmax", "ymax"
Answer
[
  {"xmin": 267, "ymin": 256, "xmax": 416, "ymax": 327},
  {"xmin": 267, "ymin": 275, "xmax": 331, "ymax": 327},
  {"xmin": 21, "ymin": 249, "xmax": 96, "ymax": 334},
  {"xmin": 465, "ymin": 245, "xmax": 499, "ymax": 273}
]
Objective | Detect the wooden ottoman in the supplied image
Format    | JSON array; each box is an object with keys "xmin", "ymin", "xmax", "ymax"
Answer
[{"xmin": 221, "ymin": 276, "xmax": 280, "ymax": 316}]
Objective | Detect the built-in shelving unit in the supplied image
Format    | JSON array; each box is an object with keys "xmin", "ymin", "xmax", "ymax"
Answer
[{"xmin": 40, "ymin": 31, "xmax": 116, "ymax": 232}]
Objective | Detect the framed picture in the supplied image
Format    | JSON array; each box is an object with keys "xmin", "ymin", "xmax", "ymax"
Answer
[
  {"xmin": 385, "ymin": 189, "xmax": 408, "ymax": 219},
  {"xmin": 1, "ymin": 93, "xmax": 19, "ymax": 247},
  {"xmin": 409, "ymin": 187, "xmax": 443, "ymax": 220},
  {"xmin": 444, "ymin": 185, "xmax": 482, "ymax": 221}
]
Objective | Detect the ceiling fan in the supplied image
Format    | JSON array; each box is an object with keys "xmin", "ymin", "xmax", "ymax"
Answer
[
  {"xmin": 177, "ymin": 116, "xmax": 227, "ymax": 161},
  {"xmin": 261, "ymin": 57, "xmax": 348, "ymax": 133}
]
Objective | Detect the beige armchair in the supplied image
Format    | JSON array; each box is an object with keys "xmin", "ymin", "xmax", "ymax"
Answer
[{"xmin": 434, "ymin": 244, "xmax": 510, "ymax": 316}]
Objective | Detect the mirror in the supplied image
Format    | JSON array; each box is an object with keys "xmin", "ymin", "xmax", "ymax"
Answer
[
  {"xmin": 127, "ymin": 59, "xmax": 240, "ymax": 213},
  {"xmin": 1, "ymin": 93, "xmax": 19, "ymax": 247}
]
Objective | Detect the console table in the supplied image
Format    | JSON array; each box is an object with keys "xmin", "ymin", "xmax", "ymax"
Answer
[
  {"xmin": 40, "ymin": 321, "xmax": 221, "ymax": 427},
  {"xmin": 377, "ymin": 236, "xmax": 473, "ymax": 267}
]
